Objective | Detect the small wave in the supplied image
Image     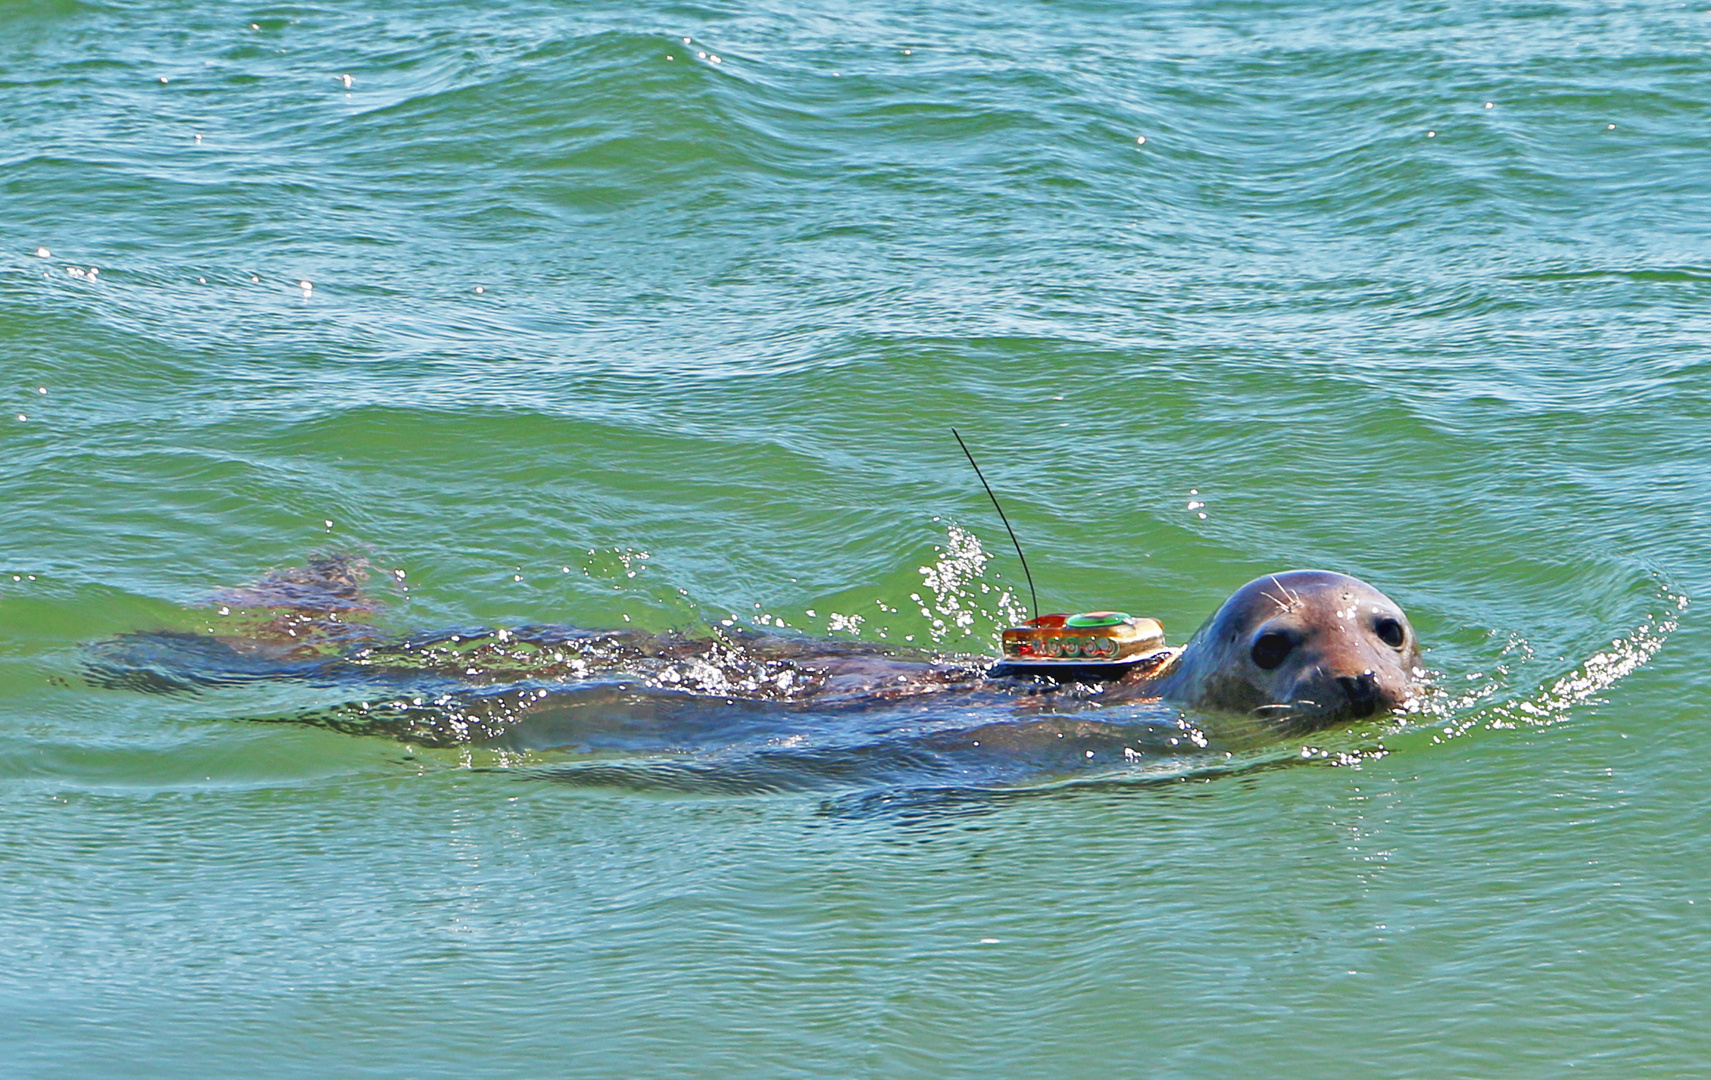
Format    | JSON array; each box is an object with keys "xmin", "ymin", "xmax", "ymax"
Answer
[{"xmin": 1411, "ymin": 581, "xmax": 1686, "ymax": 743}]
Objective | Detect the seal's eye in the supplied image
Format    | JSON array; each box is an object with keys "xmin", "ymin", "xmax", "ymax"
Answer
[
  {"xmin": 1375, "ymin": 617, "xmax": 1406, "ymax": 649},
  {"xmin": 1251, "ymin": 631, "xmax": 1292, "ymax": 670}
]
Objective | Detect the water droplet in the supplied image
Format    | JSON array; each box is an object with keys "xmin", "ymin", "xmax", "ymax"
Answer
[
  {"xmin": 1426, "ymin": 130, "xmax": 1436, "ymax": 137},
  {"xmin": 1135, "ymin": 134, "xmax": 1146, "ymax": 145},
  {"xmin": 34, "ymin": 247, "xmax": 49, "ymax": 258},
  {"xmin": 1484, "ymin": 101, "xmax": 1494, "ymax": 108}
]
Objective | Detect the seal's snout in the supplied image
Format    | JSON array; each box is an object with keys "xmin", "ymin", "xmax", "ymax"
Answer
[{"xmin": 1336, "ymin": 670, "xmax": 1381, "ymax": 718}]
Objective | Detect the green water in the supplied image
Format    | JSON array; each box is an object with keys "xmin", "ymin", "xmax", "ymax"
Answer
[{"xmin": 5, "ymin": 0, "xmax": 1711, "ymax": 1074}]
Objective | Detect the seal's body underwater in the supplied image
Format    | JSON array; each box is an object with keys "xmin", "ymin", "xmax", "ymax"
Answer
[{"xmin": 89, "ymin": 560, "xmax": 1423, "ymax": 750}]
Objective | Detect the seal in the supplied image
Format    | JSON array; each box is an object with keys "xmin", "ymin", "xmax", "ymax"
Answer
[
  {"xmin": 88, "ymin": 559, "xmax": 1422, "ymax": 746},
  {"xmin": 1109, "ymin": 569, "xmax": 1422, "ymax": 727}
]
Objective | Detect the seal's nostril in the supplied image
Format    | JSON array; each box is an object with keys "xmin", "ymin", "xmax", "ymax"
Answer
[{"xmin": 1337, "ymin": 672, "xmax": 1379, "ymax": 718}]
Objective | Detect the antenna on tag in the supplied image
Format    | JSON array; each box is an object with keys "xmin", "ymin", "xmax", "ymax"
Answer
[{"xmin": 951, "ymin": 429, "xmax": 1039, "ymax": 617}]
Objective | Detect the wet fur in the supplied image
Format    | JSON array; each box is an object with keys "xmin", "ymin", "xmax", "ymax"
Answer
[{"xmin": 91, "ymin": 558, "xmax": 1421, "ymax": 745}]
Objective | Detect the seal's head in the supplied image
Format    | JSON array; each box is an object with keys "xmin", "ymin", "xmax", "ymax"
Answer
[{"xmin": 1154, "ymin": 570, "xmax": 1421, "ymax": 728}]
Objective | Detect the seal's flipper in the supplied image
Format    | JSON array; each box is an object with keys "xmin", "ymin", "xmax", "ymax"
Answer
[
  {"xmin": 213, "ymin": 552, "xmax": 383, "ymax": 615},
  {"xmin": 201, "ymin": 552, "xmax": 393, "ymax": 652},
  {"xmin": 85, "ymin": 630, "xmax": 339, "ymax": 693}
]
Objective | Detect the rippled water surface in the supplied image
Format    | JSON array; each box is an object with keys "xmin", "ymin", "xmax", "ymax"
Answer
[{"xmin": 5, "ymin": 0, "xmax": 1711, "ymax": 1075}]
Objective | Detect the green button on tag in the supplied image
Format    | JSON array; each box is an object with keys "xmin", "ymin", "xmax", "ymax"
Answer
[{"xmin": 1065, "ymin": 611, "xmax": 1130, "ymax": 628}]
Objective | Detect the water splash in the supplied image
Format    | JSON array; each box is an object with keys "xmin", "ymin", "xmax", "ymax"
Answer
[
  {"xmin": 1417, "ymin": 584, "xmax": 1687, "ymax": 742},
  {"xmin": 808, "ymin": 523, "xmax": 1024, "ymax": 646},
  {"xmin": 581, "ymin": 546, "xmax": 650, "ymax": 583},
  {"xmin": 913, "ymin": 523, "xmax": 1028, "ymax": 645}
]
